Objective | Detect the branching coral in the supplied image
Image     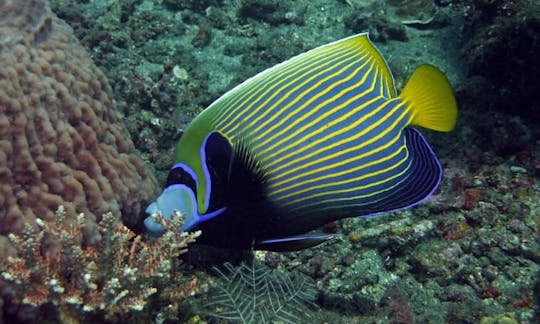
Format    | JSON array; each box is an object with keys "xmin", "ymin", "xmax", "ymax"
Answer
[{"xmin": 0, "ymin": 207, "xmax": 200, "ymax": 322}]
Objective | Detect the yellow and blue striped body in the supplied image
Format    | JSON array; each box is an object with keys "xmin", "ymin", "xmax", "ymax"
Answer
[{"xmin": 147, "ymin": 33, "xmax": 457, "ymax": 251}]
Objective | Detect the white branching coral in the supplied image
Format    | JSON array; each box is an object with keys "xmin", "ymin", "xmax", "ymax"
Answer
[{"xmin": 0, "ymin": 206, "xmax": 200, "ymax": 322}]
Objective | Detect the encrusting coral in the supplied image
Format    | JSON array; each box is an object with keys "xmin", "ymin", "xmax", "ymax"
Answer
[
  {"xmin": 0, "ymin": 1, "xmax": 158, "ymax": 247},
  {"xmin": 0, "ymin": 206, "xmax": 201, "ymax": 322}
]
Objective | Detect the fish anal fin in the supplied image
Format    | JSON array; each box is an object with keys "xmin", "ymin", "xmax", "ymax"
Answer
[
  {"xmin": 370, "ymin": 128, "xmax": 442, "ymax": 214},
  {"xmin": 255, "ymin": 233, "xmax": 335, "ymax": 252}
]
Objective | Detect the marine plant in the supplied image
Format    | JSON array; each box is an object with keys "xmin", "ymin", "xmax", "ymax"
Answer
[
  {"xmin": 0, "ymin": 206, "xmax": 200, "ymax": 322},
  {"xmin": 205, "ymin": 261, "xmax": 317, "ymax": 324}
]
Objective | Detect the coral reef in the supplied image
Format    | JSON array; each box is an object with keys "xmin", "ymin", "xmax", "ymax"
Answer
[
  {"xmin": 0, "ymin": 0, "xmax": 159, "ymax": 253},
  {"xmin": 461, "ymin": 0, "xmax": 540, "ymax": 121},
  {"xmin": 24, "ymin": 0, "xmax": 540, "ymax": 322},
  {"xmin": 0, "ymin": 207, "xmax": 200, "ymax": 322}
]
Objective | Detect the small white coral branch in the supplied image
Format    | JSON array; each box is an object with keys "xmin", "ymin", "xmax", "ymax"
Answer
[{"xmin": 0, "ymin": 206, "xmax": 201, "ymax": 321}]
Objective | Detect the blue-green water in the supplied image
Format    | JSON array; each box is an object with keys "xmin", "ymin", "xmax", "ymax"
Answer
[
  {"xmin": 54, "ymin": 0, "xmax": 540, "ymax": 323},
  {"xmin": 2, "ymin": 0, "xmax": 539, "ymax": 322}
]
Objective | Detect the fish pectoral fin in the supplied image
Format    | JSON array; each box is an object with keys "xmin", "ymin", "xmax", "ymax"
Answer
[
  {"xmin": 400, "ymin": 64, "xmax": 457, "ymax": 132},
  {"xmin": 228, "ymin": 139, "xmax": 269, "ymax": 205},
  {"xmin": 203, "ymin": 132, "xmax": 270, "ymax": 213},
  {"xmin": 254, "ymin": 233, "xmax": 335, "ymax": 252}
]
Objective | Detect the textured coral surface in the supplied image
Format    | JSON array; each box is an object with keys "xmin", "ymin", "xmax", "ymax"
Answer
[{"xmin": 0, "ymin": 0, "xmax": 158, "ymax": 250}]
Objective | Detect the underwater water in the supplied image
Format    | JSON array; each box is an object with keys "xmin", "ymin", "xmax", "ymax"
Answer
[{"xmin": 1, "ymin": 0, "xmax": 539, "ymax": 323}]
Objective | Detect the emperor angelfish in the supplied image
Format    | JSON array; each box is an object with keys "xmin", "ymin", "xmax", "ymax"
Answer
[{"xmin": 145, "ymin": 33, "xmax": 457, "ymax": 251}]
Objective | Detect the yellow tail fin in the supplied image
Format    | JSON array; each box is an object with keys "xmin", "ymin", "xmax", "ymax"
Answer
[{"xmin": 399, "ymin": 64, "xmax": 457, "ymax": 132}]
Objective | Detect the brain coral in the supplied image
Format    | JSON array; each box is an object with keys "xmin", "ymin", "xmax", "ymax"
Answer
[{"xmin": 0, "ymin": 0, "xmax": 159, "ymax": 248}]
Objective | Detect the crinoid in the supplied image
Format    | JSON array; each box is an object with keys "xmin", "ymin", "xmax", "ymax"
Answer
[{"xmin": 205, "ymin": 261, "xmax": 317, "ymax": 324}]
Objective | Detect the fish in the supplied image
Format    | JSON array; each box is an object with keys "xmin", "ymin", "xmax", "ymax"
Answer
[{"xmin": 144, "ymin": 33, "xmax": 457, "ymax": 251}]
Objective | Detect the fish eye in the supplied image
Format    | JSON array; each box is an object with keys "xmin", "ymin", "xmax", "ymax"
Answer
[{"xmin": 165, "ymin": 163, "xmax": 197, "ymax": 193}]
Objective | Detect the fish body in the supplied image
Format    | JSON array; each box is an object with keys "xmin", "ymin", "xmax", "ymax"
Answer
[{"xmin": 145, "ymin": 33, "xmax": 457, "ymax": 251}]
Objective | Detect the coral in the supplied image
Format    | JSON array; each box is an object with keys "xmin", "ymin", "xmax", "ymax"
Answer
[
  {"xmin": 162, "ymin": 0, "xmax": 223, "ymax": 13},
  {"xmin": 389, "ymin": 0, "xmax": 436, "ymax": 22},
  {"xmin": 205, "ymin": 261, "xmax": 317, "ymax": 323},
  {"xmin": 344, "ymin": 1, "xmax": 408, "ymax": 42},
  {"xmin": 479, "ymin": 312, "xmax": 519, "ymax": 324},
  {"xmin": 0, "ymin": 0, "xmax": 159, "ymax": 250},
  {"xmin": 43, "ymin": 0, "xmax": 540, "ymax": 322},
  {"xmin": 238, "ymin": 0, "xmax": 303, "ymax": 25},
  {"xmin": 461, "ymin": 0, "xmax": 540, "ymax": 121},
  {"xmin": 380, "ymin": 288, "xmax": 414, "ymax": 324},
  {"xmin": 0, "ymin": 207, "xmax": 200, "ymax": 322}
]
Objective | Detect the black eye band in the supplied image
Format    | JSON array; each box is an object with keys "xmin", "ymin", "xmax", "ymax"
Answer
[{"xmin": 165, "ymin": 164, "xmax": 197, "ymax": 193}]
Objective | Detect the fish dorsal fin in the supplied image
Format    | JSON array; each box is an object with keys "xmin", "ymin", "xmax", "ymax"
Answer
[
  {"xmin": 345, "ymin": 34, "xmax": 396, "ymax": 98},
  {"xmin": 324, "ymin": 34, "xmax": 396, "ymax": 98},
  {"xmin": 400, "ymin": 64, "xmax": 457, "ymax": 132},
  {"xmin": 202, "ymin": 33, "xmax": 397, "ymax": 122}
]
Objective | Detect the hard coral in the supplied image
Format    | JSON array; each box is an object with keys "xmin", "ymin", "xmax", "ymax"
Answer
[
  {"xmin": 0, "ymin": 0, "xmax": 158, "ymax": 250},
  {"xmin": 0, "ymin": 207, "xmax": 200, "ymax": 322},
  {"xmin": 462, "ymin": 0, "xmax": 540, "ymax": 121}
]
